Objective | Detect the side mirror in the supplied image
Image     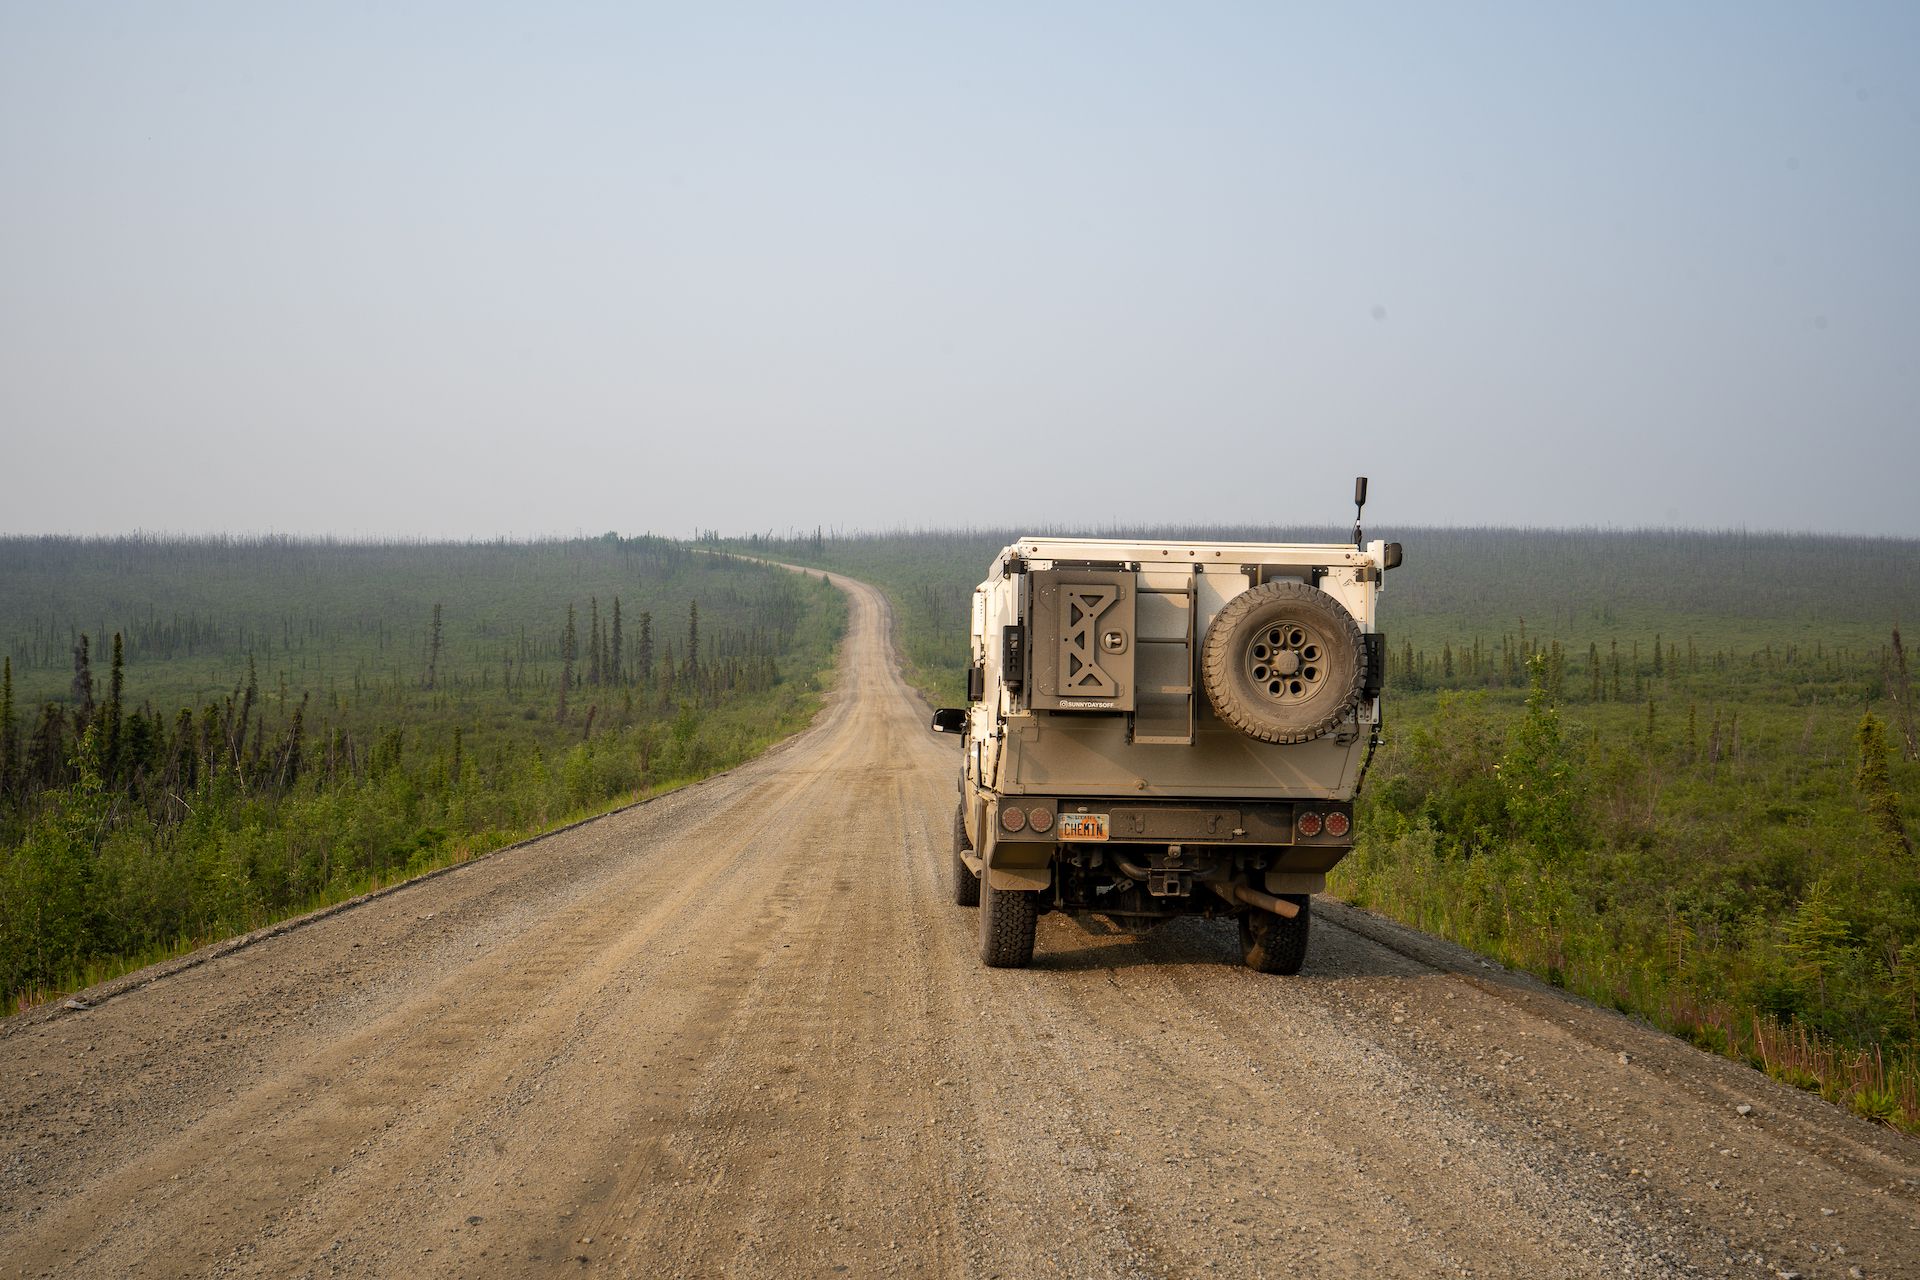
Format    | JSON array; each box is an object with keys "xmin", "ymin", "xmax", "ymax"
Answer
[
  {"xmin": 930, "ymin": 708, "xmax": 968, "ymax": 735},
  {"xmin": 1382, "ymin": 542, "xmax": 1403, "ymax": 571}
]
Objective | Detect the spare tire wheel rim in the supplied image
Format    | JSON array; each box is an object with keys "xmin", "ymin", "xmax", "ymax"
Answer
[{"xmin": 1247, "ymin": 624, "xmax": 1323, "ymax": 704}]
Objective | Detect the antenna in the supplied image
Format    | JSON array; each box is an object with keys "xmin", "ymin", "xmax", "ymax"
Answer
[{"xmin": 1352, "ymin": 476, "xmax": 1368, "ymax": 548}]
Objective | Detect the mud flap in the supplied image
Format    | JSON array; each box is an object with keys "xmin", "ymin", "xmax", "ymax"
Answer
[
  {"xmin": 987, "ymin": 865, "xmax": 1051, "ymax": 891},
  {"xmin": 1263, "ymin": 869, "xmax": 1327, "ymax": 895},
  {"xmin": 983, "ymin": 834, "xmax": 1053, "ymax": 892}
]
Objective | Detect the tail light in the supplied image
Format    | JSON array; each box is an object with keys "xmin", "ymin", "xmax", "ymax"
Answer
[
  {"xmin": 1297, "ymin": 811, "xmax": 1323, "ymax": 838},
  {"xmin": 1000, "ymin": 805, "xmax": 1027, "ymax": 833},
  {"xmin": 1325, "ymin": 811, "xmax": 1351, "ymax": 838},
  {"xmin": 1027, "ymin": 806, "xmax": 1054, "ymax": 833}
]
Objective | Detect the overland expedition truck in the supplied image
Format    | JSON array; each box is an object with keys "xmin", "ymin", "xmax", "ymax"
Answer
[{"xmin": 932, "ymin": 482, "xmax": 1402, "ymax": 972}]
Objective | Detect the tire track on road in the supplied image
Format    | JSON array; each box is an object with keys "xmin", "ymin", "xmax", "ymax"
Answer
[{"xmin": 4, "ymin": 570, "xmax": 1918, "ymax": 1280}]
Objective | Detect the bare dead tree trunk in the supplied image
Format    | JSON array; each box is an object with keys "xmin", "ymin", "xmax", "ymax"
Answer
[{"xmin": 1890, "ymin": 627, "xmax": 1918, "ymax": 762}]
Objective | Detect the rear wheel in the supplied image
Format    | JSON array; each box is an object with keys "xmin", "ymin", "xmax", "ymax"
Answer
[
  {"xmin": 979, "ymin": 877, "xmax": 1039, "ymax": 967},
  {"xmin": 952, "ymin": 800, "xmax": 979, "ymax": 907},
  {"xmin": 1238, "ymin": 897, "xmax": 1311, "ymax": 974}
]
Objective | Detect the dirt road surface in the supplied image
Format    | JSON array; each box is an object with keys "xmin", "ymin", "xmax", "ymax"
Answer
[{"xmin": 4, "ymin": 572, "xmax": 1919, "ymax": 1279}]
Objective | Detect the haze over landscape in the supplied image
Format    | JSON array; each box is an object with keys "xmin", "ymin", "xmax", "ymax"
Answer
[
  {"xmin": 3, "ymin": 2, "xmax": 1916, "ymax": 537},
  {"xmin": 7, "ymin": 8, "xmax": 1920, "ymax": 1275}
]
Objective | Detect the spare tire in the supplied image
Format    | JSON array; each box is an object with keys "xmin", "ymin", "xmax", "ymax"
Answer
[{"xmin": 1201, "ymin": 581, "xmax": 1365, "ymax": 744}]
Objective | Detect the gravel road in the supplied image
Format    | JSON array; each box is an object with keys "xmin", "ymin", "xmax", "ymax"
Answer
[{"xmin": 3, "ymin": 572, "xmax": 1918, "ymax": 1279}]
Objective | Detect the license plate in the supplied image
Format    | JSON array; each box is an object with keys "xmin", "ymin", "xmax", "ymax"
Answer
[{"xmin": 1057, "ymin": 813, "xmax": 1109, "ymax": 842}]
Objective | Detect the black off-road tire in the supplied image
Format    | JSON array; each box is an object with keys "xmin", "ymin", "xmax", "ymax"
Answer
[
  {"xmin": 953, "ymin": 800, "xmax": 980, "ymax": 907},
  {"xmin": 979, "ymin": 878, "xmax": 1039, "ymax": 967},
  {"xmin": 1201, "ymin": 581, "xmax": 1366, "ymax": 744},
  {"xmin": 1238, "ymin": 898, "xmax": 1311, "ymax": 975}
]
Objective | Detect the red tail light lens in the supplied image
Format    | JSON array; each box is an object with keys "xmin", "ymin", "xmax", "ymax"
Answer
[
  {"xmin": 1325, "ymin": 811, "xmax": 1351, "ymax": 838},
  {"xmin": 1027, "ymin": 806, "xmax": 1054, "ymax": 833},
  {"xmin": 1000, "ymin": 805, "xmax": 1027, "ymax": 833},
  {"xmin": 1297, "ymin": 811, "xmax": 1323, "ymax": 838}
]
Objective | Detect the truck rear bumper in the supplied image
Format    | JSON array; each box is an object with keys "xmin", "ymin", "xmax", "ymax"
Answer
[
  {"xmin": 978, "ymin": 835, "xmax": 1349, "ymax": 896},
  {"xmin": 992, "ymin": 796, "xmax": 1352, "ymax": 849}
]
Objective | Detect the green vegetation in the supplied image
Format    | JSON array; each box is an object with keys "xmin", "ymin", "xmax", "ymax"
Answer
[
  {"xmin": 726, "ymin": 525, "xmax": 1920, "ymax": 1131},
  {"xmin": 0, "ymin": 537, "xmax": 845, "ymax": 1010}
]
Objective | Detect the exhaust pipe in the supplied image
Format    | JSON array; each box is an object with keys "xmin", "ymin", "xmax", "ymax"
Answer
[
  {"xmin": 1209, "ymin": 881, "xmax": 1302, "ymax": 919},
  {"xmin": 1119, "ymin": 861, "xmax": 1299, "ymax": 919}
]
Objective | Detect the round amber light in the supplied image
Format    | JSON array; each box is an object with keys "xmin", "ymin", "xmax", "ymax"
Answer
[
  {"xmin": 1297, "ymin": 812, "xmax": 1324, "ymax": 838},
  {"xmin": 1028, "ymin": 807, "xmax": 1054, "ymax": 832},
  {"xmin": 1325, "ymin": 811, "xmax": 1351, "ymax": 838},
  {"xmin": 1000, "ymin": 805, "xmax": 1027, "ymax": 832}
]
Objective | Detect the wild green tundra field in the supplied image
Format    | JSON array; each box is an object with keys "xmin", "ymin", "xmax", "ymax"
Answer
[
  {"xmin": 727, "ymin": 526, "xmax": 1920, "ymax": 1131},
  {"xmin": 0, "ymin": 536, "xmax": 845, "ymax": 1009}
]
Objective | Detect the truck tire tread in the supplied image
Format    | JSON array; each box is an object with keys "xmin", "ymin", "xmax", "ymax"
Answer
[
  {"xmin": 953, "ymin": 801, "xmax": 980, "ymax": 907},
  {"xmin": 979, "ymin": 880, "xmax": 1038, "ymax": 967},
  {"xmin": 1238, "ymin": 898, "xmax": 1311, "ymax": 974}
]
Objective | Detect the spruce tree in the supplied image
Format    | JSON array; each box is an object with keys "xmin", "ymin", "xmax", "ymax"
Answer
[
  {"xmin": 637, "ymin": 612, "xmax": 654, "ymax": 688},
  {"xmin": 687, "ymin": 600, "xmax": 700, "ymax": 677},
  {"xmin": 1783, "ymin": 880, "xmax": 1851, "ymax": 1008},
  {"xmin": 232, "ymin": 656, "xmax": 259, "ymax": 778},
  {"xmin": 559, "ymin": 604, "xmax": 578, "ymax": 720},
  {"xmin": 28, "ymin": 703, "xmax": 68, "ymax": 788},
  {"xmin": 0, "ymin": 656, "xmax": 14, "ymax": 797},
  {"xmin": 425, "ymin": 603, "xmax": 443, "ymax": 690},
  {"xmin": 588, "ymin": 597, "xmax": 602, "ymax": 687},
  {"xmin": 105, "ymin": 632, "xmax": 125, "ymax": 781},
  {"xmin": 71, "ymin": 633, "xmax": 95, "ymax": 719},
  {"xmin": 172, "ymin": 706, "xmax": 196, "ymax": 791},
  {"xmin": 610, "ymin": 598, "xmax": 624, "ymax": 687},
  {"xmin": 1855, "ymin": 712, "xmax": 1914, "ymax": 856}
]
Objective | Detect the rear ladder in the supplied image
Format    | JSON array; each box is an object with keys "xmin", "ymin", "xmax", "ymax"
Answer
[{"xmin": 1132, "ymin": 567, "xmax": 1197, "ymax": 745}]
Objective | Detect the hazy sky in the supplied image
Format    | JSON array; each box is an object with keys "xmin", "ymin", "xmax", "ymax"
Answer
[{"xmin": 3, "ymin": 3, "xmax": 1916, "ymax": 537}]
